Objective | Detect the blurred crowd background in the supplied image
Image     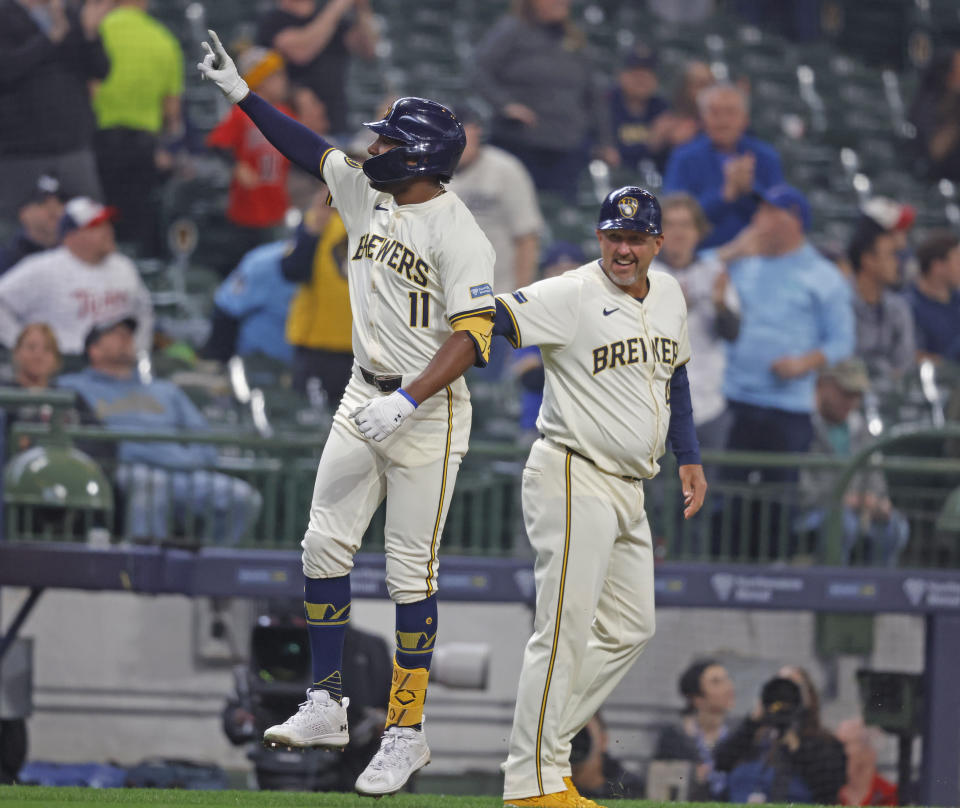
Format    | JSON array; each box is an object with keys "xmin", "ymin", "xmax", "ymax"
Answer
[{"xmin": 1, "ymin": 0, "xmax": 959, "ymax": 554}]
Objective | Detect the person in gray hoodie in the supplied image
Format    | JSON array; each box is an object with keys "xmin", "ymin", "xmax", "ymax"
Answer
[{"xmin": 472, "ymin": 0, "xmax": 615, "ymax": 201}]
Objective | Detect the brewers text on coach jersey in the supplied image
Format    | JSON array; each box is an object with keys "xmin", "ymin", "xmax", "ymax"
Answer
[
  {"xmin": 319, "ymin": 147, "xmax": 496, "ymax": 376},
  {"xmin": 497, "ymin": 261, "xmax": 690, "ymax": 479}
]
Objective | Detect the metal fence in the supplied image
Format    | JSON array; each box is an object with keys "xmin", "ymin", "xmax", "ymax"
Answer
[{"xmin": 3, "ymin": 389, "xmax": 960, "ymax": 567}]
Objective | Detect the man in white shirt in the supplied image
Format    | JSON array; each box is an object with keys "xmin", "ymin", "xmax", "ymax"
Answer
[{"xmin": 0, "ymin": 197, "xmax": 154, "ymax": 355}]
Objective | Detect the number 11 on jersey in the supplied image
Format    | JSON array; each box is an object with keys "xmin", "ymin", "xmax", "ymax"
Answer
[{"xmin": 409, "ymin": 291, "xmax": 430, "ymax": 327}]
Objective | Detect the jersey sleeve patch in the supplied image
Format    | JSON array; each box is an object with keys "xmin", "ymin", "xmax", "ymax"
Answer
[
  {"xmin": 511, "ymin": 290, "xmax": 528, "ymax": 304},
  {"xmin": 470, "ymin": 283, "xmax": 493, "ymax": 299},
  {"xmin": 344, "ymin": 156, "xmax": 362, "ymax": 169}
]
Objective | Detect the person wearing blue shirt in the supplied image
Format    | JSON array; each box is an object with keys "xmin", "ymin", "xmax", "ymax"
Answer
[
  {"xmin": 713, "ymin": 185, "xmax": 854, "ymax": 557},
  {"xmin": 907, "ymin": 230, "xmax": 960, "ymax": 363},
  {"xmin": 59, "ymin": 317, "xmax": 262, "ymax": 544},
  {"xmin": 663, "ymin": 83, "xmax": 784, "ymax": 248},
  {"xmin": 203, "ymin": 240, "xmax": 297, "ymax": 363}
]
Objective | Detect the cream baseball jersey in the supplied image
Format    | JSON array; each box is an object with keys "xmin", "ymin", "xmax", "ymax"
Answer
[
  {"xmin": 319, "ymin": 147, "xmax": 496, "ymax": 374},
  {"xmin": 497, "ymin": 262, "xmax": 690, "ymax": 479}
]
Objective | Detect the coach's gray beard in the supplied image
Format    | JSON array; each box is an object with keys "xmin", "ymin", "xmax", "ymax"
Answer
[{"xmin": 603, "ymin": 259, "xmax": 642, "ymax": 288}]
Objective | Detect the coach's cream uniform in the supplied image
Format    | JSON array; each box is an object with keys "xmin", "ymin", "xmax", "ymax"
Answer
[
  {"xmin": 301, "ymin": 148, "xmax": 495, "ymax": 602},
  {"xmin": 498, "ymin": 262, "xmax": 690, "ymax": 799}
]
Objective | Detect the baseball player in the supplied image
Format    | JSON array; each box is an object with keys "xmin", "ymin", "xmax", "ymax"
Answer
[
  {"xmin": 493, "ymin": 187, "xmax": 706, "ymax": 808},
  {"xmin": 198, "ymin": 31, "xmax": 495, "ymax": 795}
]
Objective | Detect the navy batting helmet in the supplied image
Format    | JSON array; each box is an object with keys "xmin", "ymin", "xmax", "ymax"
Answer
[
  {"xmin": 597, "ymin": 186, "xmax": 662, "ymax": 235},
  {"xmin": 362, "ymin": 97, "xmax": 466, "ymax": 185}
]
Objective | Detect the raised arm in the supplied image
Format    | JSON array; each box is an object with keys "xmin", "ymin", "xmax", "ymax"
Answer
[{"xmin": 197, "ymin": 30, "xmax": 334, "ymax": 177}]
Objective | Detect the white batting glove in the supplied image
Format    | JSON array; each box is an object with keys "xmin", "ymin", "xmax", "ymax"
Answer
[
  {"xmin": 197, "ymin": 29, "xmax": 249, "ymax": 104},
  {"xmin": 351, "ymin": 390, "xmax": 418, "ymax": 442}
]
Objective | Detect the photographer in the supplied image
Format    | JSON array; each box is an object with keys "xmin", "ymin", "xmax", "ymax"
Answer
[
  {"xmin": 714, "ymin": 673, "xmax": 846, "ymax": 804},
  {"xmin": 652, "ymin": 658, "xmax": 736, "ymax": 800},
  {"xmin": 569, "ymin": 712, "xmax": 645, "ymax": 800}
]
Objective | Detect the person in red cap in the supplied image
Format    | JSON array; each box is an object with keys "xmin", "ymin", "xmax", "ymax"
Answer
[{"xmin": 0, "ymin": 197, "xmax": 154, "ymax": 356}]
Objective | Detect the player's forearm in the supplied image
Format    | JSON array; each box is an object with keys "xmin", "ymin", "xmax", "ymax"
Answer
[
  {"xmin": 403, "ymin": 332, "xmax": 476, "ymax": 405},
  {"xmin": 238, "ymin": 92, "xmax": 331, "ymax": 178}
]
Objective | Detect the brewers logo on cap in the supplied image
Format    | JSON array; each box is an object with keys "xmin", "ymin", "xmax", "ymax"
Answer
[{"xmin": 618, "ymin": 197, "xmax": 639, "ymax": 218}]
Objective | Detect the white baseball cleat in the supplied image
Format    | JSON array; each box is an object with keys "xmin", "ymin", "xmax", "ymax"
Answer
[
  {"xmin": 262, "ymin": 689, "xmax": 350, "ymax": 748},
  {"xmin": 354, "ymin": 723, "xmax": 431, "ymax": 796}
]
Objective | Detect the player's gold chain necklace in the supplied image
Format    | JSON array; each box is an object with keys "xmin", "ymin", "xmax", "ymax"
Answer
[{"xmin": 429, "ymin": 186, "xmax": 446, "ymax": 201}]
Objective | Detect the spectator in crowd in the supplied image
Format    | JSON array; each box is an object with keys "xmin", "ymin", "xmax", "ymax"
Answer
[
  {"xmin": 653, "ymin": 193, "xmax": 740, "ymax": 450},
  {"xmin": 448, "ymin": 106, "xmax": 543, "ymax": 295},
  {"xmin": 795, "ymin": 359, "xmax": 909, "ymax": 566},
  {"xmin": 202, "ymin": 240, "xmax": 297, "ymax": 364},
  {"xmin": 835, "ymin": 718, "xmax": 898, "ymax": 807},
  {"xmin": 282, "ymin": 190, "xmax": 353, "ymax": 404},
  {"xmin": 0, "ymin": 0, "xmax": 112, "ymax": 221},
  {"xmin": 659, "ymin": 60, "xmax": 715, "ymax": 154},
  {"xmin": 714, "ymin": 186, "xmax": 853, "ymax": 557},
  {"xmin": 473, "ymin": 0, "xmax": 616, "ymax": 201},
  {"xmin": 652, "ymin": 658, "xmax": 736, "ymax": 801},
  {"xmin": 508, "ymin": 241, "xmax": 586, "ymax": 437},
  {"xmin": 207, "ymin": 46, "xmax": 294, "ymax": 277},
  {"xmin": 847, "ymin": 218, "xmax": 916, "ymax": 382},
  {"xmin": 609, "ymin": 45, "xmax": 671, "ymax": 172},
  {"xmin": 907, "ymin": 230, "xmax": 960, "ymax": 363},
  {"xmin": 59, "ymin": 317, "xmax": 262, "ymax": 544},
  {"xmin": 860, "ymin": 196, "xmax": 916, "ymax": 285},
  {"xmin": 569, "ymin": 712, "xmax": 645, "ymax": 801},
  {"xmin": 256, "ymin": 0, "xmax": 377, "ymax": 137},
  {"xmin": 0, "ymin": 175, "xmax": 63, "ymax": 275},
  {"xmin": 715, "ymin": 669, "xmax": 846, "ymax": 804},
  {"xmin": 92, "ymin": 0, "xmax": 184, "ymax": 257},
  {"xmin": 0, "ymin": 197, "xmax": 154, "ymax": 356},
  {"xmin": 8, "ymin": 322, "xmax": 60, "ymax": 391},
  {"xmin": 717, "ymin": 185, "xmax": 854, "ymax": 460},
  {"xmin": 664, "ymin": 83, "xmax": 784, "ymax": 248},
  {"xmin": 447, "ymin": 105, "xmax": 543, "ymax": 378},
  {"xmin": 3, "ymin": 322, "xmax": 110, "ymax": 459},
  {"xmin": 909, "ymin": 49, "xmax": 960, "ymax": 182}
]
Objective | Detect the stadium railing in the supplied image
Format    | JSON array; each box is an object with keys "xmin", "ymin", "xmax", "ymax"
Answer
[{"xmin": 3, "ymin": 389, "xmax": 959, "ymax": 568}]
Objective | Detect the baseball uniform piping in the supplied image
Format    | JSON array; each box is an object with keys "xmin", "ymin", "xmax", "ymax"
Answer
[
  {"xmin": 425, "ymin": 386, "xmax": 454, "ymax": 596},
  {"xmin": 534, "ymin": 450, "xmax": 573, "ymax": 793}
]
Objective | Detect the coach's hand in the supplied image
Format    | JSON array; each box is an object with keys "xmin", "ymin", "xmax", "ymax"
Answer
[
  {"xmin": 679, "ymin": 463, "xmax": 707, "ymax": 519},
  {"xmin": 351, "ymin": 389, "xmax": 418, "ymax": 442},
  {"xmin": 197, "ymin": 29, "xmax": 249, "ymax": 104}
]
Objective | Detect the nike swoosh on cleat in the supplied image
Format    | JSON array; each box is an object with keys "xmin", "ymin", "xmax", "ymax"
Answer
[{"xmin": 603, "ymin": 307, "xmax": 619, "ymax": 316}]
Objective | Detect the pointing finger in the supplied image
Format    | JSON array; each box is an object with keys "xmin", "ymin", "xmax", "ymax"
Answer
[
  {"xmin": 208, "ymin": 29, "xmax": 226, "ymax": 56},
  {"xmin": 201, "ymin": 41, "xmax": 214, "ymax": 58}
]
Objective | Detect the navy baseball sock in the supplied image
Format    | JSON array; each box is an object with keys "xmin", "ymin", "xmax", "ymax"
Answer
[
  {"xmin": 387, "ymin": 595, "xmax": 437, "ymax": 730},
  {"xmin": 304, "ymin": 574, "xmax": 351, "ymax": 703},
  {"xmin": 395, "ymin": 594, "xmax": 438, "ymax": 670}
]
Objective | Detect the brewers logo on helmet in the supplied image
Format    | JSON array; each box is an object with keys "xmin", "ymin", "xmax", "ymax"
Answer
[{"xmin": 597, "ymin": 186, "xmax": 662, "ymax": 235}]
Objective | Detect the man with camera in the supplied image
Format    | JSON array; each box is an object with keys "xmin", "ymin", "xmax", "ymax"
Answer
[{"xmin": 714, "ymin": 674, "xmax": 846, "ymax": 804}]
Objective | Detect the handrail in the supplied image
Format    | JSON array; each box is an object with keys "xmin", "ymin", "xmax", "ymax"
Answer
[{"xmin": 822, "ymin": 423, "xmax": 960, "ymax": 564}]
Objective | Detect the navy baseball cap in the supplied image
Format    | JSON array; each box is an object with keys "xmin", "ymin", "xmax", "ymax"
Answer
[
  {"xmin": 622, "ymin": 44, "xmax": 658, "ymax": 71},
  {"xmin": 597, "ymin": 186, "xmax": 662, "ymax": 235},
  {"xmin": 757, "ymin": 184, "xmax": 812, "ymax": 232},
  {"xmin": 18, "ymin": 174, "xmax": 62, "ymax": 210},
  {"xmin": 83, "ymin": 316, "xmax": 137, "ymax": 357}
]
